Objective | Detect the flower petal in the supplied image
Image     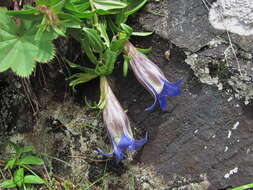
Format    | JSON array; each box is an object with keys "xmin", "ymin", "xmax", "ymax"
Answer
[
  {"xmin": 128, "ymin": 133, "xmax": 148, "ymax": 152},
  {"xmin": 158, "ymin": 96, "xmax": 168, "ymax": 111},
  {"xmin": 145, "ymin": 96, "xmax": 157, "ymax": 111},
  {"xmin": 117, "ymin": 135, "xmax": 133, "ymax": 149},
  {"xmin": 160, "ymin": 79, "xmax": 182, "ymax": 97},
  {"xmin": 144, "ymin": 83, "xmax": 158, "ymax": 111}
]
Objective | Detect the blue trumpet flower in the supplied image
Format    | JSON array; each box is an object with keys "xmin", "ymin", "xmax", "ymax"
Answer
[
  {"xmin": 124, "ymin": 41, "xmax": 182, "ymax": 111},
  {"xmin": 98, "ymin": 77, "xmax": 147, "ymax": 163}
]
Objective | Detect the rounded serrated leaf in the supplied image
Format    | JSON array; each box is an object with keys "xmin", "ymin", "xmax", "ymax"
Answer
[
  {"xmin": 36, "ymin": 41, "xmax": 56, "ymax": 63},
  {"xmin": 0, "ymin": 10, "xmax": 57, "ymax": 77}
]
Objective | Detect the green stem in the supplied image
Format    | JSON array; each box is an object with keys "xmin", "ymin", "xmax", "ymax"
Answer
[
  {"xmin": 230, "ymin": 183, "xmax": 253, "ymax": 190},
  {"xmin": 22, "ymin": 165, "xmax": 52, "ymax": 190},
  {"xmin": 89, "ymin": 0, "xmax": 110, "ymax": 47},
  {"xmin": 89, "ymin": 0, "xmax": 99, "ymax": 26}
]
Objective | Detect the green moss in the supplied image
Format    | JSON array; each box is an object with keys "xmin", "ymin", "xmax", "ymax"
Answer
[{"xmin": 217, "ymin": 63, "xmax": 231, "ymax": 79}]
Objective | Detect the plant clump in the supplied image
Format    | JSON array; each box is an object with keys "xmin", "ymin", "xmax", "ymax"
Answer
[{"xmin": 0, "ymin": 0, "xmax": 182, "ymax": 164}]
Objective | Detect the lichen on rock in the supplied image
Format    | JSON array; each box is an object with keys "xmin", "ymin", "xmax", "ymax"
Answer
[
  {"xmin": 185, "ymin": 37, "xmax": 253, "ymax": 104},
  {"xmin": 209, "ymin": 0, "xmax": 253, "ymax": 36}
]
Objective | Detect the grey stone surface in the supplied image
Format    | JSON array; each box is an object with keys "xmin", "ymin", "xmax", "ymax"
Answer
[
  {"xmin": 115, "ymin": 36, "xmax": 253, "ymax": 189},
  {"xmin": 138, "ymin": 0, "xmax": 222, "ymax": 52},
  {"xmin": 1, "ymin": 1, "xmax": 253, "ymax": 189},
  {"xmin": 139, "ymin": 0, "xmax": 253, "ymax": 53},
  {"xmin": 137, "ymin": 0, "xmax": 169, "ymax": 39},
  {"xmin": 166, "ymin": 0, "xmax": 221, "ymax": 52},
  {"xmin": 186, "ymin": 38, "xmax": 253, "ymax": 104},
  {"xmin": 229, "ymin": 34, "xmax": 253, "ymax": 52},
  {"xmin": 138, "ymin": 0, "xmax": 253, "ymax": 103},
  {"xmin": 209, "ymin": 0, "xmax": 253, "ymax": 36}
]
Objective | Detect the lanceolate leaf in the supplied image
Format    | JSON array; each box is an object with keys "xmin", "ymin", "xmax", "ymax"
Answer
[
  {"xmin": 115, "ymin": 0, "xmax": 148, "ymax": 25},
  {"xmin": 110, "ymin": 38, "xmax": 127, "ymax": 56},
  {"xmin": 125, "ymin": 0, "xmax": 149, "ymax": 16},
  {"xmin": 137, "ymin": 47, "xmax": 152, "ymax": 54},
  {"xmin": 14, "ymin": 168, "xmax": 24, "ymax": 188},
  {"xmin": 64, "ymin": 1, "xmax": 94, "ymax": 18},
  {"xmin": 64, "ymin": 58, "xmax": 96, "ymax": 74},
  {"xmin": 92, "ymin": 0, "xmax": 127, "ymax": 11},
  {"xmin": 132, "ymin": 31, "xmax": 153, "ymax": 36},
  {"xmin": 120, "ymin": 23, "xmax": 133, "ymax": 36},
  {"xmin": 95, "ymin": 49, "xmax": 117, "ymax": 75},
  {"xmin": 68, "ymin": 73, "xmax": 98, "ymax": 88},
  {"xmin": 83, "ymin": 28, "xmax": 105, "ymax": 52},
  {"xmin": 0, "ymin": 179, "xmax": 16, "ymax": 188},
  {"xmin": 24, "ymin": 175, "xmax": 45, "ymax": 184},
  {"xmin": 15, "ymin": 155, "xmax": 44, "ymax": 165},
  {"xmin": 0, "ymin": 8, "xmax": 56, "ymax": 77},
  {"xmin": 7, "ymin": 7, "xmax": 39, "ymax": 16},
  {"xmin": 51, "ymin": 0, "xmax": 67, "ymax": 13}
]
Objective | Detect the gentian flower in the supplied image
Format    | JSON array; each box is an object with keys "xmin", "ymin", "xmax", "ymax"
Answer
[
  {"xmin": 97, "ymin": 76, "xmax": 147, "ymax": 163},
  {"xmin": 124, "ymin": 41, "xmax": 182, "ymax": 111}
]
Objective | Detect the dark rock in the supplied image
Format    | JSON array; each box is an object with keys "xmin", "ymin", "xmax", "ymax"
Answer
[
  {"xmin": 166, "ymin": 0, "xmax": 221, "ymax": 52},
  {"xmin": 138, "ymin": 0, "xmax": 222, "ymax": 52},
  {"xmin": 229, "ymin": 34, "xmax": 253, "ymax": 53},
  {"xmin": 137, "ymin": 0, "xmax": 253, "ymax": 103},
  {"xmin": 115, "ymin": 37, "xmax": 253, "ymax": 189}
]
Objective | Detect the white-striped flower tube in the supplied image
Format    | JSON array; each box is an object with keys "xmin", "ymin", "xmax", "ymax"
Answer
[
  {"xmin": 97, "ymin": 76, "xmax": 147, "ymax": 163},
  {"xmin": 124, "ymin": 41, "xmax": 182, "ymax": 111}
]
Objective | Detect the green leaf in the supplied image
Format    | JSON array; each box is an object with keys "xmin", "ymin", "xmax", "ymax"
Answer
[
  {"xmin": 230, "ymin": 183, "xmax": 253, "ymax": 190},
  {"xmin": 51, "ymin": 0, "xmax": 67, "ymax": 13},
  {"xmin": 80, "ymin": 40, "xmax": 98, "ymax": 65},
  {"xmin": 125, "ymin": 0, "xmax": 149, "ymax": 16},
  {"xmin": 52, "ymin": 25, "xmax": 66, "ymax": 36},
  {"xmin": 64, "ymin": 2, "xmax": 94, "ymax": 18},
  {"xmin": 68, "ymin": 73, "xmax": 98, "ymax": 88},
  {"xmin": 0, "ymin": 8, "xmax": 56, "ymax": 77},
  {"xmin": 58, "ymin": 12, "xmax": 81, "ymax": 24},
  {"xmin": 14, "ymin": 168, "xmax": 24, "ymax": 188},
  {"xmin": 110, "ymin": 38, "xmax": 127, "ymax": 56},
  {"xmin": 4, "ymin": 157, "xmax": 17, "ymax": 170},
  {"xmin": 137, "ymin": 47, "xmax": 152, "ymax": 54},
  {"xmin": 75, "ymin": 2, "xmax": 90, "ymax": 11},
  {"xmin": 95, "ymin": 50, "xmax": 117, "ymax": 75},
  {"xmin": 83, "ymin": 28, "xmax": 105, "ymax": 53},
  {"xmin": 16, "ymin": 146, "xmax": 33, "ymax": 155},
  {"xmin": 36, "ymin": 32, "xmax": 55, "ymax": 63},
  {"xmin": 6, "ymin": 6, "xmax": 42, "ymax": 20},
  {"xmin": 0, "ymin": 179, "xmax": 16, "ymax": 188},
  {"xmin": 64, "ymin": 58, "xmax": 96, "ymax": 74},
  {"xmin": 67, "ymin": 10, "xmax": 95, "ymax": 18},
  {"xmin": 115, "ymin": 0, "xmax": 148, "ymax": 24},
  {"xmin": 132, "ymin": 31, "xmax": 153, "ymax": 36},
  {"xmin": 120, "ymin": 23, "xmax": 133, "ymax": 36},
  {"xmin": 24, "ymin": 175, "xmax": 45, "ymax": 184},
  {"xmin": 97, "ymin": 19, "xmax": 110, "ymax": 47},
  {"xmin": 16, "ymin": 155, "xmax": 44, "ymax": 165},
  {"xmin": 7, "ymin": 8, "xmax": 38, "ymax": 16},
  {"xmin": 36, "ymin": 0, "xmax": 64, "ymax": 7},
  {"xmin": 25, "ymin": 184, "xmax": 31, "ymax": 190},
  {"xmin": 92, "ymin": 0, "xmax": 127, "ymax": 11},
  {"xmin": 65, "ymin": 1, "xmax": 90, "ymax": 12},
  {"xmin": 103, "ymin": 50, "xmax": 117, "ymax": 74},
  {"xmin": 64, "ymin": 2, "xmax": 78, "ymax": 11},
  {"xmin": 115, "ymin": 13, "xmax": 128, "ymax": 25}
]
